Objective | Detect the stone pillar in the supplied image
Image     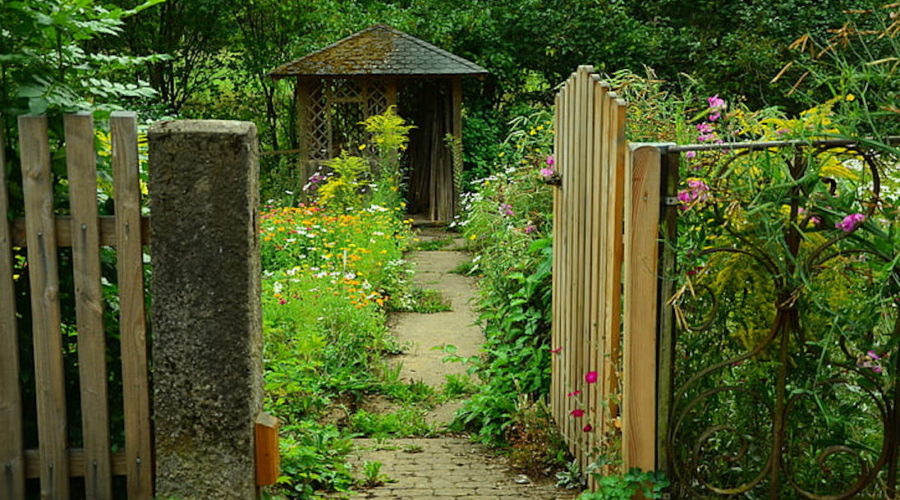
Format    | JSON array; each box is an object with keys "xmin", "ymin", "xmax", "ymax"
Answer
[{"xmin": 148, "ymin": 120, "xmax": 262, "ymax": 499}]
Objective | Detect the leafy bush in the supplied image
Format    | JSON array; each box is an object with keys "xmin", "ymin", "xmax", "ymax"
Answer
[{"xmin": 451, "ymin": 107, "xmax": 556, "ymax": 445}]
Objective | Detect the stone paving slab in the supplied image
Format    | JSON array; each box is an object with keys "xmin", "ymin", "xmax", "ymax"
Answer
[{"xmin": 349, "ymin": 438, "xmax": 577, "ymax": 499}]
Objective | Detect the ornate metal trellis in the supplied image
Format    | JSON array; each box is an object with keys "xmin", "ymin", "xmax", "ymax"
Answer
[{"xmin": 662, "ymin": 142, "xmax": 900, "ymax": 499}]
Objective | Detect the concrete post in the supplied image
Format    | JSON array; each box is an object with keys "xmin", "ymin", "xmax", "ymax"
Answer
[{"xmin": 148, "ymin": 120, "xmax": 262, "ymax": 499}]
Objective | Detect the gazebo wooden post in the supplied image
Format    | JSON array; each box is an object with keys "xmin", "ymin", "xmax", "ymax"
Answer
[
  {"xmin": 450, "ymin": 76, "xmax": 463, "ymax": 217},
  {"xmin": 386, "ymin": 78, "xmax": 398, "ymax": 109},
  {"xmin": 295, "ymin": 77, "xmax": 316, "ymax": 201}
]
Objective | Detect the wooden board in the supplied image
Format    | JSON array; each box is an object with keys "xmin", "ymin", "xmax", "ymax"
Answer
[
  {"xmin": 0, "ymin": 115, "xmax": 25, "ymax": 500},
  {"xmin": 24, "ymin": 449, "xmax": 127, "ymax": 479},
  {"xmin": 622, "ymin": 145, "xmax": 662, "ymax": 471},
  {"xmin": 19, "ymin": 114, "xmax": 70, "ymax": 499},
  {"xmin": 65, "ymin": 113, "xmax": 113, "ymax": 500},
  {"xmin": 111, "ymin": 112, "xmax": 153, "ymax": 500},
  {"xmin": 9, "ymin": 215, "xmax": 151, "ymax": 247},
  {"xmin": 255, "ymin": 413, "xmax": 281, "ymax": 486}
]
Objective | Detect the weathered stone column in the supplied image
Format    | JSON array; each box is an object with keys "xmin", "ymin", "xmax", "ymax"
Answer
[{"xmin": 148, "ymin": 120, "xmax": 262, "ymax": 499}]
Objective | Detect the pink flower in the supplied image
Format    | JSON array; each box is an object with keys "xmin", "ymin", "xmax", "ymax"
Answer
[
  {"xmin": 584, "ymin": 371, "xmax": 598, "ymax": 384},
  {"xmin": 872, "ymin": 366, "xmax": 884, "ymax": 374},
  {"xmin": 868, "ymin": 350, "xmax": 881, "ymax": 360},
  {"xmin": 696, "ymin": 122, "xmax": 714, "ymax": 133},
  {"xmin": 570, "ymin": 409, "xmax": 585, "ymax": 418},
  {"xmin": 550, "ymin": 346, "xmax": 563, "ymax": 354},
  {"xmin": 539, "ymin": 167, "xmax": 555, "ymax": 178},
  {"xmin": 524, "ymin": 224, "xmax": 537, "ymax": 234},
  {"xmin": 835, "ymin": 213, "xmax": 866, "ymax": 232},
  {"xmin": 708, "ymin": 112, "xmax": 721, "ymax": 122},
  {"xmin": 279, "ymin": 299, "xmax": 287, "ymax": 305},
  {"xmin": 546, "ymin": 155, "xmax": 555, "ymax": 166},
  {"xmin": 707, "ymin": 95, "xmax": 726, "ymax": 109},
  {"xmin": 685, "ymin": 151, "xmax": 697, "ymax": 159},
  {"xmin": 678, "ymin": 179, "xmax": 711, "ymax": 210},
  {"xmin": 698, "ymin": 133, "xmax": 716, "ymax": 142},
  {"xmin": 499, "ymin": 203, "xmax": 514, "ymax": 217},
  {"xmin": 582, "ymin": 424, "xmax": 593, "ymax": 432},
  {"xmin": 567, "ymin": 390, "xmax": 582, "ymax": 397},
  {"xmin": 810, "ymin": 216, "xmax": 822, "ymax": 225}
]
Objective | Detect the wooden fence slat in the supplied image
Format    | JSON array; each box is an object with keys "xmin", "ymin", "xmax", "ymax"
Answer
[
  {"xmin": 19, "ymin": 115, "xmax": 70, "ymax": 499},
  {"xmin": 552, "ymin": 92, "xmax": 562, "ymax": 429},
  {"xmin": 604, "ymin": 98, "xmax": 627, "ymax": 426},
  {"xmin": 587, "ymin": 76, "xmax": 605, "ymax": 474},
  {"xmin": 111, "ymin": 112, "xmax": 152, "ymax": 500},
  {"xmin": 572, "ymin": 67, "xmax": 585, "ymax": 464},
  {"xmin": 580, "ymin": 72, "xmax": 597, "ymax": 461},
  {"xmin": 565, "ymin": 73, "xmax": 578, "ymax": 453},
  {"xmin": 595, "ymin": 85, "xmax": 612, "ymax": 446},
  {"xmin": 622, "ymin": 145, "xmax": 663, "ymax": 471},
  {"xmin": 0, "ymin": 117, "xmax": 26, "ymax": 500},
  {"xmin": 65, "ymin": 113, "xmax": 113, "ymax": 500}
]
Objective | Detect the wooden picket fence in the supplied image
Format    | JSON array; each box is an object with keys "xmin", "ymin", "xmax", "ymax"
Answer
[
  {"xmin": 551, "ymin": 66, "xmax": 662, "ymax": 480},
  {"xmin": 0, "ymin": 113, "xmax": 152, "ymax": 499}
]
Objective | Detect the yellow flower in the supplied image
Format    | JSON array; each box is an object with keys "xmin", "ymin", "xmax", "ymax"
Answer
[
  {"xmin": 358, "ymin": 144, "xmax": 367, "ymax": 150},
  {"xmin": 845, "ymin": 94, "xmax": 855, "ymax": 102},
  {"xmin": 469, "ymin": 234, "xmax": 477, "ymax": 240}
]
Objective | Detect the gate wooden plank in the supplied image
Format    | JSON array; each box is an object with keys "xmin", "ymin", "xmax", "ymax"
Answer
[
  {"xmin": 622, "ymin": 145, "xmax": 662, "ymax": 471},
  {"xmin": 19, "ymin": 115, "xmax": 70, "ymax": 499},
  {"xmin": 561, "ymin": 81, "xmax": 571, "ymax": 432},
  {"xmin": 595, "ymin": 85, "xmax": 612, "ymax": 445},
  {"xmin": 65, "ymin": 113, "xmax": 113, "ymax": 500},
  {"xmin": 565, "ymin": 72, "xmax": 578, "ymax": 453},
  {"xmin": 552, "ymin": 91, "xmax": 562, "ymax": 427},
  {"xmin": 604, "ymin": 99, "xmax": 627, "ymax": 425},
  {"xmin": 0, "ymin": 117, "xmax": 25, "ymax": 500},
  {"xmin": 580, "ymin": 72, "xmax": 596, "ymax": 461},
  {"xmin": 111, "ymin": 112, "xmax": 152, "ymax": 500},
  {"xmin": 587, "ymin": 76, "xmax": 605, "ymax": 468}
]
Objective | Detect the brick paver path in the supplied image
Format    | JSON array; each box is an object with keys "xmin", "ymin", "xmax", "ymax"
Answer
[
  {"xmin": 347, "ymin": 232, "xmax": 577, "ymax": 500},
  {"xmin": 351, "ymin": 438, "xmax": 576, "ymax": 500}
]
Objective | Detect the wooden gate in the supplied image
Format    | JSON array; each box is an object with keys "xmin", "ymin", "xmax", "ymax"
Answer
[
  {"xmin": 1, "ymin": 113, "xmax": 152, "ymax": 499},
  {"xmin": 551, "ymin": 66, "xmax": 664, "ymax": 478}
]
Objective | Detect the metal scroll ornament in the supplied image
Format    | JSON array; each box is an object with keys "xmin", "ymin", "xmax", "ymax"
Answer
[{"xmin": 666, "ymin": 145, "xmax": 899, "ymax": 499}]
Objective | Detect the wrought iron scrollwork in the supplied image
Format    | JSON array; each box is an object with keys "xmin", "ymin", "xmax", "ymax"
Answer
[{"xmin": 666, "ymin": 144, "xmax": 899, "ymax": 499}]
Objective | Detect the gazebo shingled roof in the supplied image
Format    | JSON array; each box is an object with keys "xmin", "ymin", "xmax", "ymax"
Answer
[{"xmin": 269, "ymin": 24, "xmax": 488, "ymax": 78}]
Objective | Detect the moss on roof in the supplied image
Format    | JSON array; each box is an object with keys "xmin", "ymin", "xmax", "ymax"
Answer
[{"xmin": 269, "ymin": 24, "xmax": 488, "ymax": 78}]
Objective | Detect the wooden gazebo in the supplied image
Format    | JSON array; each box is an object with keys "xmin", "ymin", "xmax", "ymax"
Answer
[{"xmin": 269, "ymin": 24, "xmax": 488, "ymax": 222}]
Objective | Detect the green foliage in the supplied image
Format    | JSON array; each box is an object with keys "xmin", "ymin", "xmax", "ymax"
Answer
[
  {"xmin": 388, "ymin": 287, "xmax": 452, "ymax": 314},
  {"xmin": 441, "ymin": 374, "xmax": 480, "ymax": 399},
  {"xmin": 277, "ymin": 422, "xmax": 356, "ymax": 497},
  {"xmin": 349, "ymin": 409, "xmax": 436, "ymax": 438},
  {"xmin": 448, "ymin": 105, "xmax": 555, "ymax": 445},
  {"xmin": 0, "ymin": 0, "xmax": 164, "ymax": 116},
  {"xmin": 360, "ymin": 460, "xmax": 391, "ymax": 487},
  {"xmin": 408, "ymin": 236, "xmax": 454, "ymax": 251},
  {"xmin": 578, "ymin": 469, "xmax": 669, "ymax": 500},
  {"xmin": 317, "ymin": 152, "xmax": 370, "ymax": 212}
]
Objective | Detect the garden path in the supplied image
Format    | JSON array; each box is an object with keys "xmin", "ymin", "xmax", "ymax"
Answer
[{"xmin": 349, "ymin": 229, "xmax": 575, "ymax": 500}]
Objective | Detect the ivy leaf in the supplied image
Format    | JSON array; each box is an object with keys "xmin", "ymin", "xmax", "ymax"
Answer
[{"xmin": 28, "ymin": 97, "xmax": 49, "ymax": 115}]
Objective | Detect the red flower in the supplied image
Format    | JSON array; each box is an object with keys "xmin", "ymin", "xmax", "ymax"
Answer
[
  {"xmin": 550, "ymin": 346, "xmax": 563, "ymax": 354},
  {"xmin": 584, "ymin": 371, "xmax": 598, "ymax": 384},
  {"xmin": 583, "ymin": 424, "xmax": 593, "ymax": 432},
  {"xmin": 567, "ymin": 390, "xmax": 581, "ymax": 398},
  {"xmin": 570, "ymin": 409, "xmax": 585, "ymax": 418}
]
